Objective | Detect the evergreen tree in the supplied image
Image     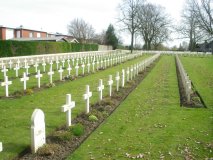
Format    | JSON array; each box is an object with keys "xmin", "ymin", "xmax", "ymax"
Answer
[{"xmin": 105, "ymin": 24, "xmax": 118, "ymax": 49}]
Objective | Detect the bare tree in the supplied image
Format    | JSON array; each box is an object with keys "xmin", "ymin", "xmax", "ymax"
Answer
[
  {"xmin": 118, "ymin": 0, "xmax": 143, "ymax": 53},
  {"xmin": 67, "ymin": 18, "xmax": 95, "ymax": 43},
  {"xmin": 137, "ymin": 3, "xmax": 171, "ymax": 50},
  {"xmin": 176, "ymin": 0, "xmax": 203, "ymax": 51},
  {"xmin": 190, "ymin": 0, "xmax": 213, "ymax": 37}
]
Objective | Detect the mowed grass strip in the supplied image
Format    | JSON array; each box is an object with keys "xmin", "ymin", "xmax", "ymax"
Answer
[
  {"xmin": 180, "ymin": 56, "xmax": 213, "ymax": 108},
  {"xmin": 0, "ymin": 54, "xmax": 150, "ymax": 159},
  {"xmin": 68, "ymin": 55, "xmax": 212, "ymax": 160}
]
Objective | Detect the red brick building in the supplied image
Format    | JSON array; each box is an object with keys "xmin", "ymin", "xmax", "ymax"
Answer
[{"xmin": 0, "ymin": 26, "xmax": 48, "ymax": 40}]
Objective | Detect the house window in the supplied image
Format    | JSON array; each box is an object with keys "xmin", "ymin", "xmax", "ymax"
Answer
[
  {"xmin": 29, "ymin": 32, "xmax": 33, "ymax": 38},
  {"xmin": 37, "ymin": 33, "xmax": 41, "ymax": 38}
]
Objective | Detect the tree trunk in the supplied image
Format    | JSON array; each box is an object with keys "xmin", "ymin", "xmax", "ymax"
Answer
[
  {"xmin": 148, "ymin": 41, "xmax": 151, "ymax": 50},
  {"xmin": 130, "ymin": 32, "xmax": 134, "ymax": 53}
]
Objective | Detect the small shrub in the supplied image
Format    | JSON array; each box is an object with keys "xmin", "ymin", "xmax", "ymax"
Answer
[
  {"xmin": 89, "ymin": 115, "xmax": 98, "ymax": 122},
  {"xmin": 102, "ymin": 97, "xmax": 114, "ymax": 106},
  {"xmin": 37, "ymin": 144, "xmax": 60, "ymax": 156},
  {"xmin": 70, "ymin": 123, "xmax": 84, "ymax": 136},
  {"xmin": 45, "ymin": 83, "xmax": 55, "ymax": 88},
  {"xmin": 102, "ymin": 111, "xmax": 109, "ymax": 118},
  {"xmin": 24, "ymin": 89, "xmax": 33, "ymax": 95},
  {"xmin": 51, "ymin": 130, "xmax": 72, "ymax": 142}
]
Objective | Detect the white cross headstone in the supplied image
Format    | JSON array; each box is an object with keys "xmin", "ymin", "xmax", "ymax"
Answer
[
  {"xmin": 115, "ymin": 72, "xmax": 120, "ymax": 92},
  {"xmin": 56, "ymin": 59, "xmax": 60, "ymax": 70},
  {"xmin": 31, "ymin": 109, "xmax": 46, "ymax": 153},
  {"xmin": 20, "ymin": 72, "xmax": 29, "ymax": 90},
  {"xmin": 24, "ymin": 59, "xmax": 28, "ymax": 68},
  {"xmin": 14, "ymin": 64, "xmax": 20, "ymax": 77},
  {"xmin": 108, "ymin": 75, "xmax": 113, "ymax": 97},
  {"xmin": 92, "ymin": 61, "xmax": 95, "ymax": 73},
  {"xmin": 25, "ymin": 63, "xmax": 30, "ymax": 75},
  {"xmin": 75, "ymin": 64, "xmax": 79, "ymax": 77},
  {"xmin": 42, "ymin": 62, "xmax": 46, "ymax": 73},
  {"xmin": 104, "ymin": 59, "xmax": 107, "ymax": 69},
  {"xmin": 49, "ymin": 60, "xmax": 53, "ymax": 69},
  {"xmin": 96, "ymin": 61, "xmax": 99, "ymax": 70},
  {"xmin": 58, "ymin": 66, "xmax": 64, "ymax": 81},
  {"xmin": 81, "ymin": 63, "xmax": 85, "ymax": 75},
  {"xmin": 1, "ymin": 76, "xmax": 12, "ymax": 97},
  {"xmin": 61, "ymin": 59, "xmax": 65, "ymax": 68},
  {"xmin": 61, "ymin": 94, "xmax": 75, "ymax": 127},
  {"xmin": 67, "ymin": 58, "xmax": 70, "ymax": 66},
  {"xmin": 126, "ymin": 67, "xmax": 130, "ymax": 82},
  {"xmin": 121, "ymin": 69, "xmax": 125, "ymax": 87},
  {"xmin": 83, "ymin": 85, "xmax": 92, "ymax": 114},
  {"xmin": 1, "ymin": 66, "xmax": 8, "ymax": 77},
  {"xmin": 72, "ymin": 58, "xmax": 75, "ymax": 66},
  {"xmin": 35, "ymin": 70, "xmax": 43, "ymax": 88},
  {"xmin": 133, "ymin": 65, "xmax": 137, "ymax": 78},
  {"xmin": 97, "ymin": 79, "xmax": 104, "ymax": 101},
  {"xmin": 100, "ymin": 60, "xmax": 103, "ymax": 68},
  {"xmin": 67, "ymin": 64, "xmax": 72, "ymax": 76},
  {"xmin": 17, "ymin": 59, "xmax": 20, "ymax": 68},
  {"xmin": 34, "ymin": 62, "xmax": 39, "ymax": 73},
  {"xmin": 107, "ymin": 58, "xmax": 110, "ymax": 67},
  {"xmin": 87, "ymin": 62, "xmax": 91, "ymax": 73},
  {"xmin": 0, "ymin": 142, "xmax": 2, "ymax": 152},
  {"xmin": 8, "ymin": 60, "xmax": 13, "ymax": 69},
  {"xmin": 48, "ymin": 67, "xmax": 54, "ymax": 84},
  {"xmin": 130, "ymin": 66, "xmax": 133, "ymax": 80}
]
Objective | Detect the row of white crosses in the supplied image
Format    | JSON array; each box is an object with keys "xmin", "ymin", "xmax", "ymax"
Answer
[
  {"xmin": 0, "ymin": 50, "xmax": 138, "ymax": 79},
  {"xmin": 29, "ymin": 53, "xmax": 160, "ymax": 154},
  {"xmin": 0, "ymin": 50, "xmax": 126, "ymax": 70},
  {"xmin": 0, "ymin": 52, "xmax": 143, "ymax": 97},
  {"xmin": 175, "ymin": 55, "xmax": 192, "ymax": 103},
  {"xmin": 2, "ymin": 50, "xmax": 140, "ymax": 84}
]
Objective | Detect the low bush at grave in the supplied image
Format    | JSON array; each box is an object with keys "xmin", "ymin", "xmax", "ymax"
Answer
[
  {"xmin": 70, "ymin": 123, "xmax": 85, "ymax": 137},
  {"xmin": 88, "ymin": 114, "xmax": 98, "ymax": 122},
  {"xmin": 0, "ymin": 40, "xmax": 98, "ymax": 57},
  {"xmin": 37, "ymin": 144, "xmax": 61, "ymax": 156}
]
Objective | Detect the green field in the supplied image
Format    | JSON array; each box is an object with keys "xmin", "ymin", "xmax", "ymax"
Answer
[
  {"xmin": 68, "ymin": 56, "xmax": 213, "ymax": 159},
  {"xmin": 0, "ymin": 54, "xmax": 150, "ymax": 159}
]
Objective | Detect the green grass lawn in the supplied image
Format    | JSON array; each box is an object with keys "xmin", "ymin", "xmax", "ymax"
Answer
[
  {"xmin": 0, "ymin": 54, "xmax": 150, "ymax": 159},
  {"xmin": 67, "ymin": 55, "xmax": 213, "ymax": 160},
  {"xmin": 180, "ymin": 56, "xmax": 213, "ymax": 108}
]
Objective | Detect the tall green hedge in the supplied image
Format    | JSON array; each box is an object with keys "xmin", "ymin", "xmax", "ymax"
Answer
[{"xmin": 0, "ymin": 40, "xmax": 98, "ymax": 57}]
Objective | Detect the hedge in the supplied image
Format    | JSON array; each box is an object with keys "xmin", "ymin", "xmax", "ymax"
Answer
[{"xmin": 0, "ymin": 40, "xmax": 98, "ymax": 57}]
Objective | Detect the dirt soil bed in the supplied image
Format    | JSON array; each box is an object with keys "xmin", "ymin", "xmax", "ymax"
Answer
[{"xmin": 16, "ymin": 58, "xmax": 160, "ymax": 160}]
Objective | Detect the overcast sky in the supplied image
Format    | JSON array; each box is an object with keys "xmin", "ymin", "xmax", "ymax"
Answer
[{"xmin": 0, "ymin": 0, "xmax": 185, "ymax": 46}]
